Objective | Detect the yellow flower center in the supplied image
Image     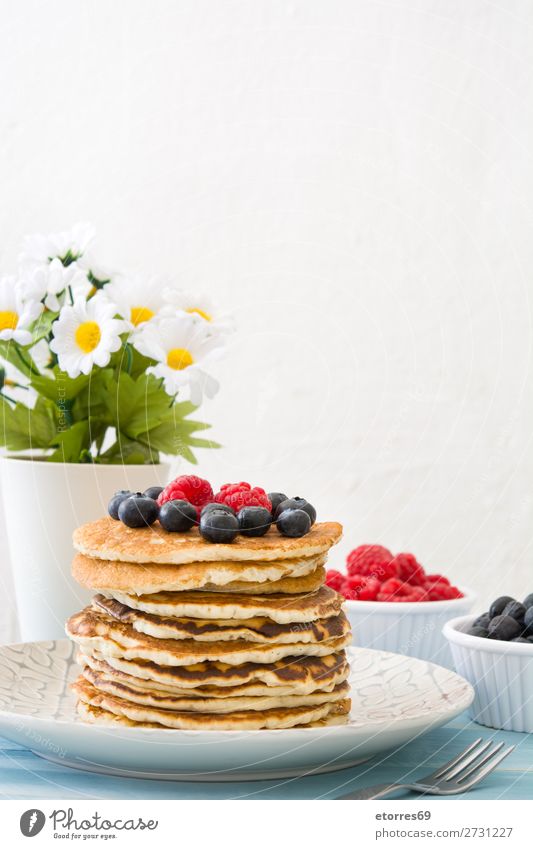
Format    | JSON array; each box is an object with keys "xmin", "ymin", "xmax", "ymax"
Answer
[
  {"xmin": 0, "ymin": 310, "xmax": 19, "ymax": 331},
  {"xmin": 187, "ymin": 307, "xmax": 212, "ymax": 322},
  {"xmin": 167, "ymin": 348, "xmax": 194, "ymax": 370},
  {"xmin": 75, "ymin": 321, "xmax": 101, "ymax": 353},
  {"xmin": 130, "ymin": 306, "xmax": 154, "ymax": 326}
]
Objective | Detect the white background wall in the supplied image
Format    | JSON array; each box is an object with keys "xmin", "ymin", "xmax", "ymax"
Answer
[{"xmin": 1, "ymin": 0, "xmax": 532, "ymax": 640}]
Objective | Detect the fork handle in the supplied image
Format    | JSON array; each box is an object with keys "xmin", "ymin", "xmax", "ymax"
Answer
[{"xmin": 337, "ymin": 783, "xmax": 410, "ymax": 800}]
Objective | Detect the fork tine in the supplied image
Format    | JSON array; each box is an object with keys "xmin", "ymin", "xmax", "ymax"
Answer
[
  {"xmin": 457, "ymin": 744, "xmax": 514, "ymax": 786},
  {"xmin": 427, "ymin": 738, "xmax": 484, "ymax": 780},
  {"xmin": 450, "ymin": 741, "xmax": 505, "ymax": 783},
  {"xmin": 440, "ymin": 739, "xmax": 495, "ymax": 781}
]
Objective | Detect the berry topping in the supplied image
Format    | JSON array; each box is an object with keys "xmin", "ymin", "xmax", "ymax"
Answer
[
  {"xmin": 118, "ymin": 494, "xmax": 159, "ymax": 528},
  {"xmin": 199, "ymin": 509, "xmax": 239, "ymax": 543},
  {"xmin": 157, "ymin": 475, "xmax": 214, "ymax": 515},
  {"xmin": 268, "ymin": 492, "xmax": 289, "ymax": 514},
  {"xmin": 276, "ymin": 508, "xmax": 311, "ymax": 538},
  {"xmin": 159, "ymin": 499, "xmax": 197, "ymax": 532},
  {"xmin": 108, "ymin": 490, "xmax": 133, "ymax": 520},
  {"xmin": 214, "ymin": 482, "xmax": 271, "ymax": 513},
  {"xmin": 237, "ymin": 506, "xmax": 272, "ymax": 537},
  {"xmin": 144, "ymin": 486, "xmax": 164, "ymax": 501},
  {"xmin": 274, "ymin": 497, "xmax": 316, "ymax": 525},
  {"xmin": 200, "ymin": 502, "xmax": 236, "ymax": 518}
]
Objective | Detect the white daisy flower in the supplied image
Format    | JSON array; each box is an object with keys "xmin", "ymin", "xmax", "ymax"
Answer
[
  {"xmin": 104, "ymin": 274, "xmax": 166, "ymax": 331},
  {"xmin": 0, "ymin": 276, "xmax": 43, "ymax": 346},
  {"xmin": 49, "ymin": 293, "xmax": 126, "ymax": 378},
  {"xmin": 19, "ymin": 222, "xmax": 96, "ymax": 269},
  {"xmin": 133, "ymin": 313, "xmax": 223, "ymax": 404},
  {"xmin": 20, "ymin": 258, "xmax": 90, "ymax": 311},
  {"xmin": 162, "ymin": 288, "xmax": 234, "ymax": 335}
]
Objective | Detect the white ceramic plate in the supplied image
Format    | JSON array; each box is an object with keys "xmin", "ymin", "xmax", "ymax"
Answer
[{"xmin": 0, "ymin": 640, "xmax": 473, "ymax": 781}]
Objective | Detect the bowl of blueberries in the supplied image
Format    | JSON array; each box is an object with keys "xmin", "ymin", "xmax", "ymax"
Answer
[{"xmin": 443, "ymin": 592, "xmax": 533, "ymax": 732}]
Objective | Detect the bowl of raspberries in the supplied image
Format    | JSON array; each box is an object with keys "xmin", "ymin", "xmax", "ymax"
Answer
[
  {"xmin": 443, "ymin": 593, "xmax": 533, "ymax": 732},
  {"xmin": 326, "ymin": 544, "xmax": 474, "ymax": 667}
]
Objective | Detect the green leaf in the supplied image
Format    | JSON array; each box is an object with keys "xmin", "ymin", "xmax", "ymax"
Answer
[
  {"xmin": 47, "ymin": 420, "xmax": 91, "ymax": 462},
  {"xmin": 0, "ymin": 396, "xmax": 58, "ymax": 451},
  {"xmin": 106, "ymin": 372, "xmax": 173, "ymax": 438},
  {"xmin": 30, "ymin": 370, "xmax": 91, "ymax": 403},
  {"xmin": 31, "ymin": 309, "xmax": 58, "ymax": 345},
  {"xmin": 99, "ymin": 433, "xmax": 159, "ymax": 465}
]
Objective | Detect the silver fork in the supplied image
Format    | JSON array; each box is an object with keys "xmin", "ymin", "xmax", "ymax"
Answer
[{"xmin": 337, "ymin": 738, "xmax": 515, "ymax": 800}]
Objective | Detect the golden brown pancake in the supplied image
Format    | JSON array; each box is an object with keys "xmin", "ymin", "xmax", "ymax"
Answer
[
  {"xmin": 66, "ymin": 607, "xmax": 352, "ymax": 667},
  {"xmin": 81, "ymin": 665, "xmax": 350, "ymax": 713},
  {"xmin": 73, "ymin": 677, "xmax": 351, "ymax": 729},
  {"xmin": 78, "ymin": 649, "xmax": 349, "ymax": 693},
  {"xmin": 107, "ymin": 585, "xmax": 342, "ymax": 624},
  {"xmin": 73, "ymin": 518, "xmax": 342, "ymax": 565},
  {"xmin": 93, "ymin": 594, "xmax": 351, "ymax": 645},
  {"xmin": 72, "ymin": 551, "xmax": 325, "ymax": 594},
  {"xmin": 77, "ymin": 700, "xmax": 350, "ymax": 729}
]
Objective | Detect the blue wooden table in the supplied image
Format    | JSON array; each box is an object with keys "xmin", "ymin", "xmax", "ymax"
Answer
[{"xmin": 0, "ymin": 712, "xmax": 531, "ymax": 800}]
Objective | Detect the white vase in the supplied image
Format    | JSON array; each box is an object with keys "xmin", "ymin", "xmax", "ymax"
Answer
[{"xmin": 0, "ymin": 458, "xmax": 171, "ymax": 643}]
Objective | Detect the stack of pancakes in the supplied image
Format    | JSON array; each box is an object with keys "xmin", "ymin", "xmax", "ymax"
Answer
[{"xmin": 66, "ymin": 516, "xmax": 351, "ymax": 730}]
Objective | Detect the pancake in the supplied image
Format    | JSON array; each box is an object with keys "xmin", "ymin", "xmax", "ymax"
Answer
[
  {"xmin": 108, "ymin": 585, "xmax": 342, "ymax": 624},
  {"xmin": 73, "ymin": 677, "xmax": 351, "ymax": 729},
  {"xmin": 72, "ymin": 551, "xmax": 325, "ymax": 594},
  {"xmin": 93, "ymin": 595, "xmax": 351, "ymax": 645},
  {"xmin": 77, "ymin": 700, "xmax": 350, "ymax": 729},
  {"xmin": 66, "ymin": 607, "xmax": 352, "ymax": 667},
  {"xmin": 73, "ymin": 518, "xmax": 342, "ymax": 565},
  {"xmin": 78, "ymin": 649, "xmax": 349, "ymax": 693},
  {"xmin": 81, "ymin": 666, "xmax": 350, "ymax": 713}
]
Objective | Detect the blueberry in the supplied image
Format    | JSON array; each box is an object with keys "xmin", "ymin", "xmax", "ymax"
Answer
[
  {"xmin": 523, "ymin": 593, "xmax": 533, "ymax": 610},
  {"xmin": 268, "ymin": 492, "xmax": 288, "ymax": 514},
  {"xmin": 511, "ymin": 637, "xmax": 530, "ymax": 643},
  {"xmin": 108, "ymin": 490, "xmax": 133, "ymax": 520},
  {"xmin": 487, "ymin": 614, "xmax": 522, "ymax": 642},
  {"xmin": 237, "ymin": 506, "xmax": 272, "ymax": 537},
  {"xmin": 159, "ymin": 499, "xmax": 197, "ymax": 532},
  {"xmin": 199, "ymin": 509, "xmax": 239, "ymax": 543},
  {"xmin": 501, "ymin": 600, "xmax": 526, "ymax": 622},
  {"xmin": 274, "ymin": 497, "xmax": 316, "ymax": 525},
  {"xmin": 118, "ymin": 494, "xmax": 159, "ymax": 528},
  {"xmin": 489, "ymin": 596, "xmax": 515, "ymax": 619},
  {"xmin": 523, "ymin": 606, "xmax": 533, "ymax": 636},
  {"xmin": 467, "ymin": 626, "xmax": 489, "ymax": 638},
  {"xmin": 200, "ymin": 502, "xmax": 236, "ymax": 518},
  {"xmin": 144, "ymin": 486, "xmax": 164, "ymax": 500},
  {"xmin": 472, "ymin": 612, "xmax": 490, "ymax": 629},
  {"xmin": 276, "ymin": 508, "xmax": 311, "ymax": 538}
]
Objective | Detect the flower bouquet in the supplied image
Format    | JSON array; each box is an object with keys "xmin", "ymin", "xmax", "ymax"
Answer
[{"xmin": 0, "ymin": 223, "xmax": 230, "ymax": 464}]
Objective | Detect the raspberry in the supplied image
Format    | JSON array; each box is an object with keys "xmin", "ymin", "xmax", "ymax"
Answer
[
  {"xmin": 380, "ymin": 577, "xmax": 406, "ymax": 596},
  {"xmin": 425, "ymin": 582, "xmax": 463, "ymax": 601},
  {"xmin": 214, "ymin": 482, "xmax": 271, "ymax": 513},
  {"xmin": 342, "ymin": 574, "xmax": 380, "ymax": 601},
  {"xmin": 157, "ymin": 475, "xmax": 214, "ymax": 516},
  {"xmin": 425, "ymin": 573, "xmax": 450, "ymax": 585},
  {"xmin": 325, "ymin": 569, "xmax": 345, "ymax": 592},
  {"xmin": 346, "ymin": 544, "xmax": 396, "ymax": 580},
  {"xmin": 392, "ymin": 552, "xmax": 426, "ymax": 586}
]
